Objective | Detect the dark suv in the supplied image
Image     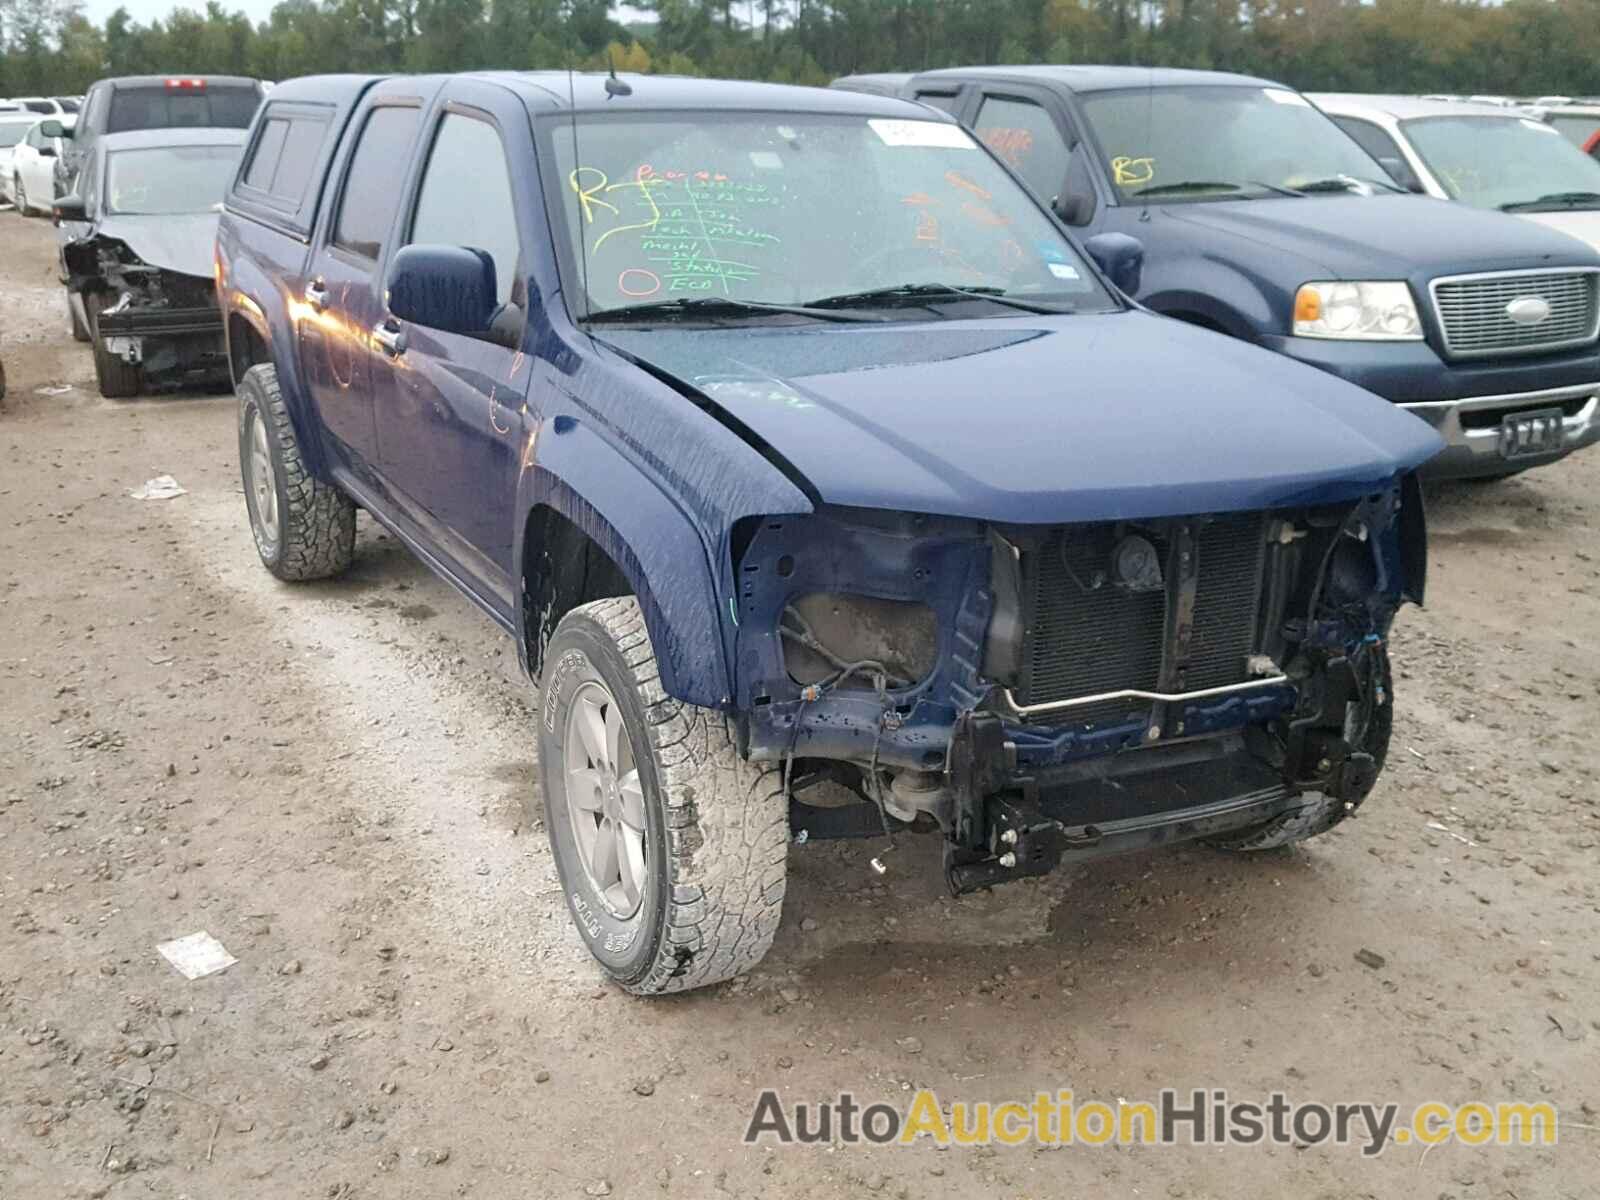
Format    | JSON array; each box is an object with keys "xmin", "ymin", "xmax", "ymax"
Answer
[
  {"xmin": 892, "ymin": 66, "xmax": 1600, "ymax": 480},
  {"xmin": 216, "ymin": 72, "xmax": 1439, "ymax": 994}
]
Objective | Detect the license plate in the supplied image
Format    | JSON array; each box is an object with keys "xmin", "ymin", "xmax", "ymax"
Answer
[{"xmin": 1498, "ymin": 407, "xmax": 1564, "ymax": 459}]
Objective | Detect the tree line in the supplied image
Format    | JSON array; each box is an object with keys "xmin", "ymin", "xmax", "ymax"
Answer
[{"xmin": 3, "ymin": 0, "xmax": 1599, "ymax": 102}]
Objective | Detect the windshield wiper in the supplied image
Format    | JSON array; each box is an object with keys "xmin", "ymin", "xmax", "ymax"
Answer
[
  {"xmin": 1500, "ymin": 190, "xmax": 1600, "ymax": 211},
  {"xmin": 581, "ymin": 296, "xmax": 884, "ymax": 325},
  {"xmin": 1130, "ymin": 180, "xmax": 1246, "ymax": 197},
  {"xmin": 806, "ymin": 282, "xmax": 1072, "ymax": 315},
  {"xmin": 1290, "ymin": 175, "xmax": 1401, "ymax": 195}
]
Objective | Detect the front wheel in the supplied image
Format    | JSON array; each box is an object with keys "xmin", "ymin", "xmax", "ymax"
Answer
[
  {"xmin": 85, "ymin": 292, "xmax": 142, "ymax": 399},
  {"xmin": 536, "ymin": 597, "xmax": 788, "ymax": 995},
  {"xmin": 237, "ymin": 363, "xmax": 355, "ymax": 580}
]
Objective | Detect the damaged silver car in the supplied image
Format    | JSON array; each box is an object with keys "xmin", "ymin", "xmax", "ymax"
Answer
[{"xmin": 55, "ymin": 127, "xmax": 242, "ymax": 398}]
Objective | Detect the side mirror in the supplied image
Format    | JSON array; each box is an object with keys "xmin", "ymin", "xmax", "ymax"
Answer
[
  {"xmin": 1051, "ymin": 190, "xmax": 1095, "ymax": 226},
  {"xmin": 53, "ymin": 193, "xmax": 87, "ymax": 224},
  {"xmin": 38, "ymin": 119, "xmax": 68, "ymax": 139},
  {"xmin": 1377, "ymin": 155, "xmax": 1426, "ymax": 195},
  {"xmin": 386, "ymin": 244, "xmax": 498, "ymax": 337},
  {"xmin": 1083, "ymin": 232, "xmax": 1144, "ymax": 296}
]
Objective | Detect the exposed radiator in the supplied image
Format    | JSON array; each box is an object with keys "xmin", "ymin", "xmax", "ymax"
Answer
[{"xmin": 1015, "ymin": 513, "xmax": 1267, "ymax": 726}]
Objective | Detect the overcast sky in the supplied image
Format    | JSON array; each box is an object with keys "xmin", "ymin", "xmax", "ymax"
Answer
[{"xmin": 79, "ymin": 0, "xmax": 655, "ymax": 28}]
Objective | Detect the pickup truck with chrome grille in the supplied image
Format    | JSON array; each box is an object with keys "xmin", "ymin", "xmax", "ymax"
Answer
[
  {"xmin": 891, "ymin": 66, "xmax": 1600, "ymax": 480},
  {"xmin": 216, "ymin": 71, "xmax": 1441, "ymax": 994}
]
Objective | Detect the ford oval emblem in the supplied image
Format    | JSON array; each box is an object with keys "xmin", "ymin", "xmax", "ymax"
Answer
[{"xmin": 1505, "ymin": 295, "xmax": 1552, "ymax": 325}]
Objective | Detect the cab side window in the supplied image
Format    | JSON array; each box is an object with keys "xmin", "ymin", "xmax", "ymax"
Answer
[
  {"xmin": 409, "ymin": 111, "xmax": 520, "ymax": 306},
  {"xmin": 332, "ymin": 105, "xmax": 420, "ymax": 260},
  {"xmin": 974, "ymin": 95, "xmax": 1072, "ymax": 201}
]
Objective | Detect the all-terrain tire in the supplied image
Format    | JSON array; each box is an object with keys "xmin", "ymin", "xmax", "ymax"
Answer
[
  {"xmin": 1210, "ymin": 654, "xmax": 1393, "ymax": 851},
  {"xmin": 237, "ymin": 362, "xmax": 355, "ymax": 581},
  {"xmin": 85, "ymin": 292, "xmax": 143, "ymax": 398},
  {"xmin": 536, "ymin": 596, "xmax": 788, "ymax": 995}
]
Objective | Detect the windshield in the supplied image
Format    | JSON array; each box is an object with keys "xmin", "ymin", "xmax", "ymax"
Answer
[
  {"xmin": 1403, "ymin": 115, "xmax": 1600, "ymax": 209},
  {"xmin": 545, "ymin": 111, "xmax": 1114, "ymax": 318},
  {"xmin": 1079, "ymin": 85, "xmax": 1391, "ymax": 201},
  {"xmin": 1545, "ymin": 113, "xmax": 1600, "ymax": 154},
  {"xmin": 105, "ymin": 145, "xmax": 238, "ymax": 215},
  {"xmin": 0, "ymin": 123, "xmax": 28, "ymax": 148}
]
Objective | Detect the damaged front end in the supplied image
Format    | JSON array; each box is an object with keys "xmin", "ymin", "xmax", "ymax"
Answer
[
  {"xmin": 63, "ymin": 233, "xmax": 228, "ymax": 387},
  {"xmin": 734, "ymin": 477, "xmax": 1424, "ymax": 894}
]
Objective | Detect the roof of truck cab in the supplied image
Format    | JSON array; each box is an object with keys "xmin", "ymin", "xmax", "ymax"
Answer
[
  {"xmin": 263, "ymin": 71, "xmax": 940, "ymax": 117},
  {"xmin": 99, "ymin": 75, "xmax": 262, "ymax": 90},
  {"xmin": 1310, "ymin": 93, "xmax": 1529, "ymax": 121},
  {"xmin": 910, "ymin": 65, "xmax": 1282, "ymax": 93},
  {"xmin": 493, "ymin": 72, "xmax": 939, "ymax": 115}
]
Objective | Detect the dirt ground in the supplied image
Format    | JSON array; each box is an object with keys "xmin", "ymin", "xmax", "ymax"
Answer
[{"xmin": 1, "ymin": 208, "xmax": 1597, "ymax": 1200}]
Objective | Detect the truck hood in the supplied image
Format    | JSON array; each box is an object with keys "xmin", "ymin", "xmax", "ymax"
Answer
[
  {"xmin": 597, "ymin": 312, "xmax": 1443, "ymax": 525},
  {"xmin": 1514, "ymin": 208, "xmax": 1600, "ymax": 255},
  {"xmin": 1167, "ymin": 193, "xmax": 1600, "ymax": 278},
  {"xmin": 85, "ymin": 213, "xmax": 218, "ymax": 279}
]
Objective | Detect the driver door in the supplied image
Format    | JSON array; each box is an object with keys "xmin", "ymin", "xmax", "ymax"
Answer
[{"xmin": 373, "ymin": 82, "xmax": 533, "ymax": 616}]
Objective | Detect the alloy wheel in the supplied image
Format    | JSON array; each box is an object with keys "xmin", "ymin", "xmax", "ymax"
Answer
[{"xmin": 562, "ymin": 679, "xmax": 648, "ymax": 918}]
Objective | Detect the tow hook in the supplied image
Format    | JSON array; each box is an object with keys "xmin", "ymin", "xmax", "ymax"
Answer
[{"xmin": 943, "ymin": 797, "xmax": 1093, "ymax": 895}]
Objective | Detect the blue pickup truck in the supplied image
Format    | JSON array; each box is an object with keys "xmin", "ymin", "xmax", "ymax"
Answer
[
  {"xmin": 217, "ymin": 72, "xmax": 1440, "ymax": 994},
  {"xmin": 895, "ymin": 67, "xmax": 1600, "ymax": 480}
]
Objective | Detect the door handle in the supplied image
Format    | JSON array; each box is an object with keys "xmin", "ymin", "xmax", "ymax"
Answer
[
  {"xmin": 373, "ymin": 319, "xmax": 407, "ymax": 357},
  {"xmin": 304, "ymin": 278, "xmax": 328, "ymax": 311}
]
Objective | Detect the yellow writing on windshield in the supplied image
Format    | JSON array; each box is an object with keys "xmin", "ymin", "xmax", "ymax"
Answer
[{"xmin": 1112, "ymin": 156, "xmax": 1156, "ymax": 186}]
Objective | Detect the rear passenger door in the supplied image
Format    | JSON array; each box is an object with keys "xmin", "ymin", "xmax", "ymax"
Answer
[
  {"xmin": 374, "ymin": 81, "xmax": 532, "ymax": 611},
  {"xmin": 297, "ymin": 84, "xmax": 430, "ymax": 474}
]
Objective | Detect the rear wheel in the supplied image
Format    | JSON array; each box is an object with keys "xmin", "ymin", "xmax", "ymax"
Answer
[
  {"xmin": 537, "ymin": 596, "xmax": 788, "ymax": 995},
  {"xmin": 85, "ymin": 292, "xmax": 142, "ymax": 399},
  {"xmin": 237, "ymin": 362, "xmax": 355, "ymax": 580}
]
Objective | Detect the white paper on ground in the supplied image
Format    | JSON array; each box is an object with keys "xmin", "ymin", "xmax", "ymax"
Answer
[
  {"xmin": 131, "ymin": 475, "xmax": 187, "ymax": 500},
  {"xmin": 157, "ymin": 931, "xmax": 238, "ymax": 980}
]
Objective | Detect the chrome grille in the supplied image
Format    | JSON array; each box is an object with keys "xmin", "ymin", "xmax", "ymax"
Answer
[{"xmin": 1431, "ymin": 269, "xmax": 1599, "ymax": 358}]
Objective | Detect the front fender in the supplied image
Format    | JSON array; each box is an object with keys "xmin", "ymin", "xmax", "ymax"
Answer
[
  {"xmin": 518, "ymin": 405, "xmax": 810, "ymax": 709},
  {"xmin": 1142, "ymin": 253, "xmax": 1283, "ymax": 339}
]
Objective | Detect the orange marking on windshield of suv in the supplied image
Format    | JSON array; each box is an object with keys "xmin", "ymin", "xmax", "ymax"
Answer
[
  {"xmin": 1112, "ymin": 157, "xmax": 1155, "ymax": 187},
  {"xmin": 619, "ymin": 268, "xmax": 662, "ymax": 297},
  {"xmin": 901, "ymin": 192, "xmax": 939, "ymax": 206},
  {"xmin": 961, "ymin": 202, "xmax": 1010, "ymax": 228},
  {"xmin": 945, "ymin": 170, "xmax": 991, "ymax": 200}
]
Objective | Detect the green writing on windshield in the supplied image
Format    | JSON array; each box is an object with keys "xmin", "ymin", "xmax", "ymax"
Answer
[{"xmin": 570, "ymin": 165, "xmax": 784, "ymax": 298}]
